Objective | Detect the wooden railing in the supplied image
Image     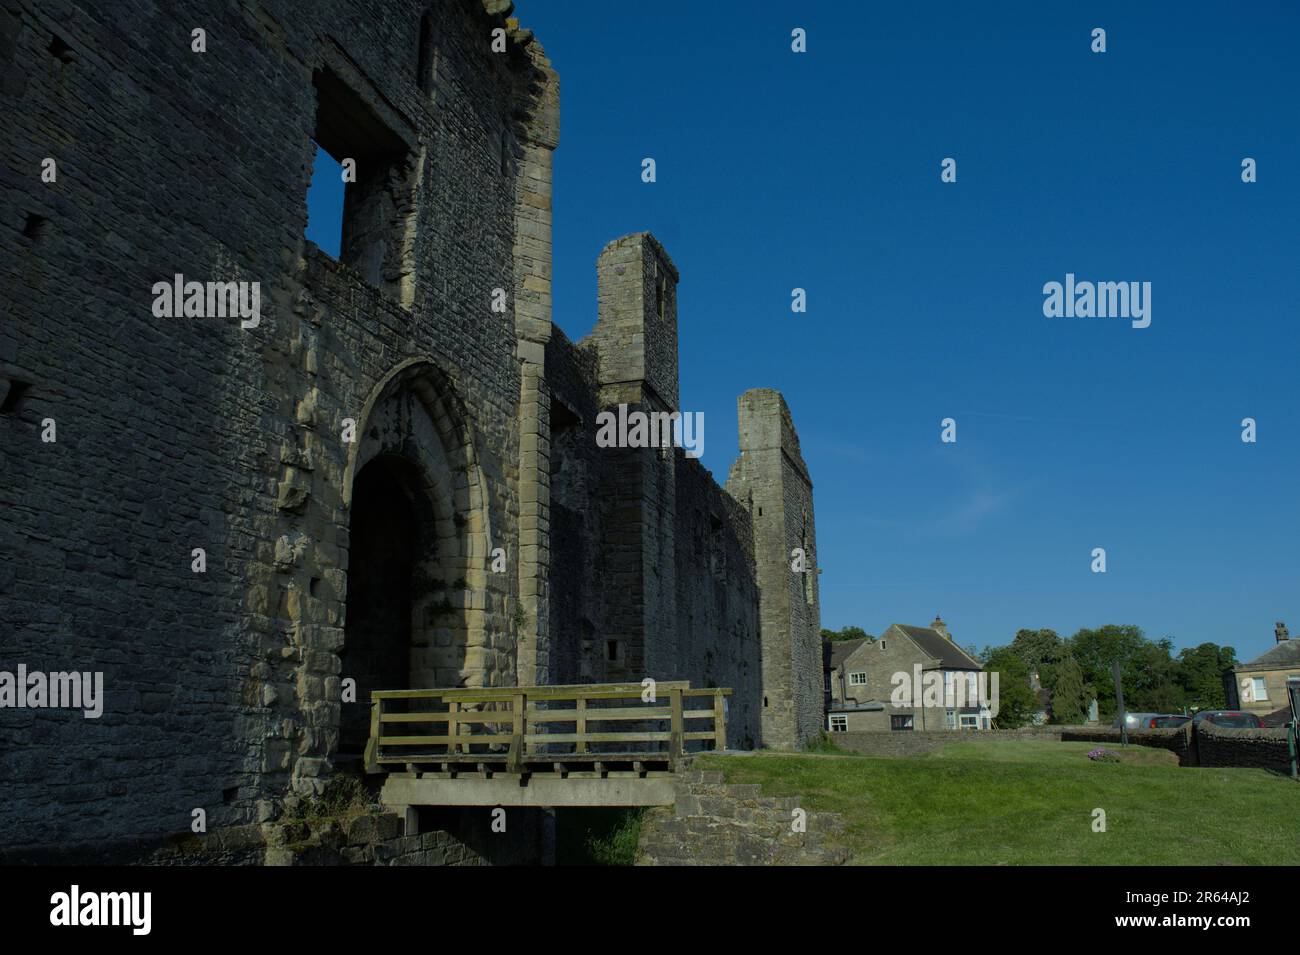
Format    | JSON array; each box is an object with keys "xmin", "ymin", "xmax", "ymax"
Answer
[{"xmin": 364, "ymin": 681, "xmax": 731, "ymax": 774}]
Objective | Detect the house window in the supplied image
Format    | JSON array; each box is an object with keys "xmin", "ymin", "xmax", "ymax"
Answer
[
  {"xmin": 848, "ymin": 671, "xmax": 867, "ymax": 686},
  {"xmin": 829, "ymin": 715, "xmax": 848, "ymax": 733},
  {"xmin": 890, "ymin": 715, "xmax": 913, "ymax": 732},
  {"xmin": 880, "ymin": 639, "xmax": 886, "ymax": 651},
  {"xmin": 1251, "ymin": 677, "xmax": 1268, "ymax": 701},
  {"xmin": 959, "ymin": 714, "xmax": 979, "ymax": 730},
  {"xmin": 606, "ymin": 640, "xmax": 624, "ymax": 664},
  {"xmin": 946, "ymin": 709, "xmax": 957, "ymax": 729}
]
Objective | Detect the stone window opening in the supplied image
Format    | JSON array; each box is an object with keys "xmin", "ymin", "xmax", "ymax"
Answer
[
  {"xmin": 416, "ymin": 11, "xmax": 436, "ymax": 94},
  {"xmin": 307, "ymin": 67, "xmax": 418, "ymax": 303},
  {"xmin": 499, "ymin": 126, "xmax": 514, "ymax": 178},
  {"xmin": 1, "ymin": 378, "xmax": 31, "ymax": 414},
  {"xmin": 48, "ymin": 34, "xmax": 75, "ymax": 64},
  {"xmin": 22, "ymin": 213, "xmax": 47, "ymax": 242}
]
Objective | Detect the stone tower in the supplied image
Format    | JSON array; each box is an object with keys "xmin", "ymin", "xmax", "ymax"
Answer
[
  {"xmin": 588, "ymin": 233, "xmax": 681, "ymax": 679},
  {"xmin": 728, "ymin": 390, "xmax": 823, "ymax": 749}
]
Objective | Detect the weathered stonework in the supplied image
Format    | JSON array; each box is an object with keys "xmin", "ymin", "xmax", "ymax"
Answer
[
  {"xmin": 636, "ymin": 768, "xmax": 847, "ymax": 866},
  {"xmin": 0, "ymin": 0, "xmax": 820, "ymax": 861}
]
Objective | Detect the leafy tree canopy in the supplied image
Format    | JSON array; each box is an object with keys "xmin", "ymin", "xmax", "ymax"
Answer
[
  {"xmin": 982, "ymin": 647, "xmax": 1040, "ymax": 729},
  {"xmin": 822, "ymin": 626, "xmax": 873, "ymax": 642}
]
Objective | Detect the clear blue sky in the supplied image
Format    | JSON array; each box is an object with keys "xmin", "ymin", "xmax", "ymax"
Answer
[{"xmin": 311, "ymin": 1, "xmax": 1300, "ymax": 663}]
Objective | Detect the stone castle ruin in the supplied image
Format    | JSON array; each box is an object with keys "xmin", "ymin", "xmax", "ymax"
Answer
[{"xmin": 0, "ymin": 0, "xmax": 821, "ymax": 860}]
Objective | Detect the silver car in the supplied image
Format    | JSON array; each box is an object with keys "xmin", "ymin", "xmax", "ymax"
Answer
[{"xmin": 1110, "ymin": 712, "xmax": 1162, "ymax": 730}]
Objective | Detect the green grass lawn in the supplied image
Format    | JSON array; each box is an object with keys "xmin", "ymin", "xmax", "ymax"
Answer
[{"xmin": 695, "ymin": 741, "xmax": 1299, "ymax": 865}]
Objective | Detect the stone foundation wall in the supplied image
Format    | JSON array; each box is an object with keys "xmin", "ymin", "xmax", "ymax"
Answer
[
  {"xmin": 636, "ymin": 769, "xmax": 846, "ymax": 866},
  {"xmin": 122, "ymin": 807, "xmax": 547, "ymax": 866}
]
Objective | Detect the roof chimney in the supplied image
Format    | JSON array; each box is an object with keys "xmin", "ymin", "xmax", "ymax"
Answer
[
  {"xmin": 932, "ymin": 614, "xmax": 951, "ymax": 642},
  {"xmin": 1276, "ymin": 621, "xmax": 1289, "ymax": 643}
]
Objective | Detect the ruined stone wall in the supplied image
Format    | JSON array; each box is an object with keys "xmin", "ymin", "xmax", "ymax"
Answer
[
  {"xmin": 0, "ymin": 0, "xmax": 546, "ymax": 856},
  {"xmin": 544, "ymin": 328, "xmax": 607, "ymax": 683},
  {"xmin": 1, "ymin": 0, "xmax": 819, "ymax": 865},
  {"xmin": 727, "ymin": 390, "xmax": 823, "ymax": 748},
  {"xmin": 671, "ymin": 459, "xmax": 762, "ymax": 750},
  {"xmin": 637, "ymin": 768, "xmax": 847, "ymax": 866}
]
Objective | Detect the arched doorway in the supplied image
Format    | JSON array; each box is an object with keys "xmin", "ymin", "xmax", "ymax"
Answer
[
  {"xmin": 334, "ymin": 358, "xmax": 499, "ymax": 766},
  {"xmin": 338, "ymin": 454, "xmax": 422, "ymax": 757}
]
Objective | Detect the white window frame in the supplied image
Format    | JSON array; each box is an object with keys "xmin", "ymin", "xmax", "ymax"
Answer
[
  {"xmin": 1251, "ymin": 677, "xmax": 1269, "ymax": 701},
  {"xmin": 828, "ymin": 715, "xmax": 848, "ymax": 733},
  {"xmin": 848, "ymin": 671, "xmax": 867, "ymax": 686},
  {"xmin": 959, "ymin": 713, "xmax": 979, "ymax": 730}
]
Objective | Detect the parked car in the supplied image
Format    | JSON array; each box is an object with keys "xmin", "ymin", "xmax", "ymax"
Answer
[
  {"xmin": 1191, "ymin": 710, "xmax": 1262, "ymax": 729},
  {"xmin": 1151, "ymin": 715, "xmax": 1190, "ymax": 728},
  {"xmin": 1110, "ymin": 712, "xmax": 1162, "ymax": 730}
]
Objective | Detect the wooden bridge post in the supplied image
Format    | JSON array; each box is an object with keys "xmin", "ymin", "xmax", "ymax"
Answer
[
  {"xmin": 507, "ymin": 690, "xmax": 526, "ymax": 773},
  {"xmin": 363, "ymin": 697, "xmax": 382, "ymax": 773},
  {"xmin": 668, "ymin": 687, "xmax": 684, "ymax": 771},
  {"xmin": 447, "ymin": 699, "xmax": 459, "ymax": 755},
  {"xmin": 576, "ymin": 697, "xmax": 588, "ymax": 754},
  {"xmin": 713, "ymin": 688, "xmax": 727, "ymax": 752}
]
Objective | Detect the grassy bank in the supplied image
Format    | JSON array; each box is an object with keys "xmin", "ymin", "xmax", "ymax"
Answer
[{"xmin": 694, "ymin": 740, "xmax": 1298, "ymax": 865}]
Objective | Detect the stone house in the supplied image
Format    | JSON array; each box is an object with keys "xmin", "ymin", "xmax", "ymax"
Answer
[
  {"xmin": 825, "ymin": 617, "xmax": 989, "ymax": 732},
  {"xmin": 1231, "ymin": 622, "xmax": 1300, "ymax": 726}
]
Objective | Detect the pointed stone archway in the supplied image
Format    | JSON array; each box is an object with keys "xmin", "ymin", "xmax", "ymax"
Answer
[{"xmin": 336, "ymin": 358, "xmax": 500, "ymax": 761}]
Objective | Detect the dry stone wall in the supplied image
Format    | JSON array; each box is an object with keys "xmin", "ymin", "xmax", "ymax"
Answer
[{"xmin": 1196, "ymin": 723, "xmax": 1292, "ymax": 773}]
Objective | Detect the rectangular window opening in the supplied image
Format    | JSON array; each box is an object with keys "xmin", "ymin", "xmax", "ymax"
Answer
[
  {"xmin": 306, "ymin": 68, "xmax": 416, "ymax": 302},
  {"xmin": 22, "ymin": 213, "xmax": 47, "ymax": 242},
  {"xmin": 1, "ymin": 379, "xmax": 31, "ymax": 414}
]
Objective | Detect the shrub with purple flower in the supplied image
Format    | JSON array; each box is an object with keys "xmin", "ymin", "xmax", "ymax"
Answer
[{"xmin": 1087, "ymin": 748, "xmax": 1120, "ymax": 763}]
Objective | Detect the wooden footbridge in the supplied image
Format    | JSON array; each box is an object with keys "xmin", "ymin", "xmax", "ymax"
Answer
[{"xmin": 364, "ymin": 681, "xmax": 731, "ymax": 810}]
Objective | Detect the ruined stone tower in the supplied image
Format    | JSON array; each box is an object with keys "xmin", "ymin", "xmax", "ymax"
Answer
[
  {"xmin": 0, "ymin": 0, "xmax": 819, "ymax": 861},
  {"xmin": 728, "ymin": 390, "xmax": 823, "ymax": 749}
]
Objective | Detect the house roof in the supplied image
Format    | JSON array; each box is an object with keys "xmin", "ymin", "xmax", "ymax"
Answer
[
  {"xmin": 891, "ymin": 624, "xmax": 983, "ymax": 670},
  {"xmin": 828, "ymin": 637, "xmax": 870, "ymax": 669},
  {"xmin": 1239, "ymin": 640, "xmax": 1300, "ymax": 671}
]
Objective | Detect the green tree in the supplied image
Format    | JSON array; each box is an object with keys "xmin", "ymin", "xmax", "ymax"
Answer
[
  {"xmin": 1050, "ymin": 657, "xmax": 1089, "ymax": 724},
  {"xmin": 1010, "ymin": 628, "xmax": 1064, "ymax": 670},
  {"xmin": 823, "ymin": 626, "xmax": 872, "ymax": 642},
  {"xmin": 983, "ymin": 647, "xmax": 1040, "ymax": 729},
  {"xmin": 1176, "ymin": 643, "xmax": 1239, "ymax": 711},
  {"xmin": 1068, "ymin": 625, "xmax": 1150, "ymax": 715}
]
